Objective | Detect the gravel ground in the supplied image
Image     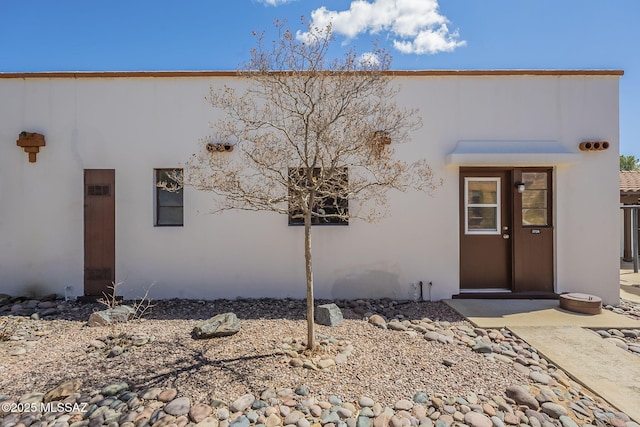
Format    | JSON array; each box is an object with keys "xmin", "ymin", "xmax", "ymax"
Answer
[{"xmin": 0, "ymin": 299, "xmax": 528, "ymax": 406}]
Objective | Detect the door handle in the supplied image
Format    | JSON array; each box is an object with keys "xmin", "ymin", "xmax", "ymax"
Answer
[{"xmin": 502, "ymin": 233, "xmax": 510, "ymax": 239}]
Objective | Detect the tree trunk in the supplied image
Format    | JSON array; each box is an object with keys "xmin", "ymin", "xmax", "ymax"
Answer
[{"xmin": 304, "ymin": 209, "xmax": 315, "ymax": 350}]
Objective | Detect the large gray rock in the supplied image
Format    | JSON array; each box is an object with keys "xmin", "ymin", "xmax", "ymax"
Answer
[
  {"xmin": 88, "ymin": 305, "xmax": 136, "ymax": 326},
  {"xmin": 315, "ymin": 303, "xmax": 343, "ymax": 326},
  {"xmin": 192, "ymin": 312, "xmax": 241, "ymax": 339}
]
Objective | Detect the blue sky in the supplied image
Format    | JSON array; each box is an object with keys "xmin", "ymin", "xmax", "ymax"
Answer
[{"xmin": 1, "ymin": 0, "xmax": 639, "ymax": 158}]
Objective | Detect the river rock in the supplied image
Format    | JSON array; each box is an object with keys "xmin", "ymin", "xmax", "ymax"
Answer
[
  {"xmin": 165, "ymin": 397, "xmax": 191, "ymax": 416},
  {"xmin": 318, "ymin": 358, "xmax": 336, "ymax": 369},
  {"xmin": 394, "ymin": 400, "xmax": 413, "ymax": 411},
  {"xmin": 529, "ymin": 372, "xmax": 552, "ymax": 385},
  {"xmin": 540, "ymin": 403, "xmax": 567, "ymax": 419},
  {"xmin": 230, "ymin": 394, "xmax": 255, "ymax": 413},
  {"xmin": 368, "ymin": 315, "xmax": 386, "ymax": 327},
  {"xmin": 19, "ymin": 392, "xmax": 45, "ymax": 405},
  {"xmin": 505, "ymin": 385, "xmax": 539, "ymax": 410},
  {"xmin": 464, "ymin": 412, "xmax": 492, "ymax": 427},
  {"xmin": 266, "ymin": 413, "xmax": 281, "ymax": 427},
  {"xmin": 559, "ymin": 416, "xmax": 578, "ymax": 427},
  {"xmin": 159, "ymin": 388, "xmax": 178, "ymax": 402},
  {"xmin": 473, "ymin": 343, "xmax": 493, "ymax": 354},
  {"xmin": 413, "ymin": 392, "xmax": 429, "ymax": 404},
  {"xmin": 101, "ymin": 382, "xmax": 128, "ymax": 397},
  {"xmin": 359, "ymin": 396, "xmax": 375, "ymax": 408},
  {"xmin": 230, "ymin": 415, "xmax": 251, "ymax": 427},
  {"xmin": 44, "ymin": 380, "xmax": 81, "ymax": 403}
]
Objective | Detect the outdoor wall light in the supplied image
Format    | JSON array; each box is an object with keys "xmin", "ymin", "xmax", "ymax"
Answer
[{"xmin": 515, "ymin": 182, "xmax": 526, "ymax": 193}]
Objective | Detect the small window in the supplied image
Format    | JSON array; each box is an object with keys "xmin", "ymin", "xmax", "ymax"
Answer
[
  {"xmin": 521, "ymin": 172, "xmax": 549, "ymax": 226},
  {"xmin": 465, "ymin": 177, "xmax": 501, "ymax": 234},
  {"xmin": 288, "ymin": 167, "xmax": 349, "ymax": 226},
  {"xmin": 155, "ymin": 169, "xmax": 183, "ymax": 226}
]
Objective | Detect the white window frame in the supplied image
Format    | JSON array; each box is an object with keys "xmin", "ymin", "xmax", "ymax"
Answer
[{"xmin": 464, "ymin": 177, "xmax": 501, "ymax": 235}]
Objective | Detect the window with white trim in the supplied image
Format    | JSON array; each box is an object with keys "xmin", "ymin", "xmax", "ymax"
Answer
[{"xmin": 464, "ymin": 177, "xmax": 500, "ymax": 234}]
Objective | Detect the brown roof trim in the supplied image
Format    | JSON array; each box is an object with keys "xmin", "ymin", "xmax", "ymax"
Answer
[
  {"xmin": 0, "ymin": 71, "xmax": 240, "ymax": 79},
  {"xmin": 0, "ymin": 69, "xmax": 624, "ymax": 79},
  {"xmin": 388, "ymin": 70, "xmax": 624, "ymax": 77}
]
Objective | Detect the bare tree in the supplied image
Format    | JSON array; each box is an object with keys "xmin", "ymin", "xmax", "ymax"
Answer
[{"xmin": 175, "ymin": 22, "xmax": 439, "ymax": 349}]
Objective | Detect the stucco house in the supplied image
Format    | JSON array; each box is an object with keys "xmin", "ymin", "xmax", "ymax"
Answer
[{"xmin": 0, "ymin": 70, "xmax": 623, "ymax": 305}]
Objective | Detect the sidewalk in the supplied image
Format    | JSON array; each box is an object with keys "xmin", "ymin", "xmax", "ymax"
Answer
[
  {"xmin": 620, "ymin": 260, "xmax": 640, "ymax": 303},
  {"xmin": 445, "ymin": 298, "xmax": 639, "ymax": 329},
  {"xmin": 510, "ymin": 325, "xmax": 640, "ymax": 424},
  {"xmin": 444, "ymin": 269, "xmax": 640, "ymax": 423}
]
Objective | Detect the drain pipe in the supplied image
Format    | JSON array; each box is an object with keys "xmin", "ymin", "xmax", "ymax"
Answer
[{"xmin": 414, "ymin": 281, "xmax": 433, "ymax": 302}]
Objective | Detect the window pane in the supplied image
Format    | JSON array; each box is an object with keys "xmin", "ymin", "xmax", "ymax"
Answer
[
  {"xmin": 467, "ymin": 207, "xmax": 497, "ymax": 230},
  {"xmin": 288, "ymin": 167, "xmax": 348, "ymax": 226},
  {"xmin": 523, "ymin": 209, "xmax": 547, "ymax": 226},
  {"xmin": 158, "ymin": 188, "xmax": 183, "ymax": 206},
  {"xmin": 467, "ymin": 181, "xmax": 497, "ymax": 204},
  {"xmin": 157, "ymin": 207, "xmax": 183, "ymax": 226},
  {"xmin": 521, "ymin": 172, "xmax": 548, "ymax": 226},
  {"xmin": 156, "ymin": 168, "xmax": 184, "ymax": 226},
  {"xmin": 157, "ymin": 170, "xmax": 180, "ymax": 183},
  {"xmin": 522, "ymin": 172, "xmax": 547, "ymax": 190},
  {"xmin": 522, "ymin": 189, "xmax": 547, "ymax": 209}
]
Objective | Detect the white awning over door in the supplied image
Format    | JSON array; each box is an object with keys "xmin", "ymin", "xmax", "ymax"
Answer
[{"xmin": 446, "ymin": 140, "xmax": 581, "ymax": 166}]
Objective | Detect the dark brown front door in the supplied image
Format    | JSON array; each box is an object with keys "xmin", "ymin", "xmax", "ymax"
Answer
[
  {"xmin": 460, "ymin": 167, "xmax": 554, "ymax": 293},
  {"xmin": 512, "ymin": 169, "xmax": 554, "ymax": 292},
  {"xmin": 84, "ymin": 169, "xmax": 115, "ymax": 297},
  {"xmin": 460, "ymin": 169, "xmax": 512, "ymax": 290}
]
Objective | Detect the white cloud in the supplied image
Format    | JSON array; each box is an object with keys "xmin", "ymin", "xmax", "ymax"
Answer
[
  {"xmin": 359, "ymin": 52, "xmax": 380, "ymax": 67},
  {"xmin": 298, "ymin": 0, "xmax": 466, "ymax": 55},
  {"xmin": 256, "ymin": 0, "xmax": 297, "ymax": 5}
]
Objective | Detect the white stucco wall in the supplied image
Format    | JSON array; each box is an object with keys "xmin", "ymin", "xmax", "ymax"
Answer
[{"xmin": 0, "ymin": 72, "xmax": 621, "ymax": 304}]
